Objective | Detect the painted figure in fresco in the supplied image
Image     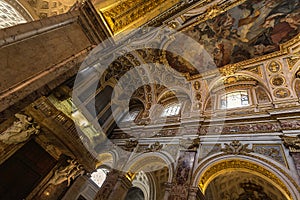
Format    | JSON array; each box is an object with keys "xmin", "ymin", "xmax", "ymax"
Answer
[{"xmin": 185, "ymin": 0, "xmax": 300, "ymax": 68}]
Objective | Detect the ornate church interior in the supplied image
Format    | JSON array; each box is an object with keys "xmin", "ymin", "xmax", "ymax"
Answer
[{"xmin": 0, "ymin": 0, "xmax": 300, "ymax": 199}]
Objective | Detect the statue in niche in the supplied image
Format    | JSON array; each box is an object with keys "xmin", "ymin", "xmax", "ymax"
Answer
[
  {"xmin": 0, "ymin": 114, "xmax": 40, "ymax": 144},
  {"xmin": 49, "ymin": 159, "xmax": 85, "ymax": 186}
]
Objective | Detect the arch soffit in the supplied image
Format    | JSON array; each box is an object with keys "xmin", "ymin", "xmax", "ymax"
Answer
[
  {"xmin": 96, "ymin": 150, "xmax": 118, "ymax": 169},
  {"xmin": 123, "ymin": 151, "xmax": 175, "ymax": 182},
  {"xmin": 192, "ymin": 154, "xmax": 300, "ymax": 200}
]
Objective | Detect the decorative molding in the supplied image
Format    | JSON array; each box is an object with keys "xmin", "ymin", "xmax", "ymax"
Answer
[
  {"xmin": 124, "ymin": 139, "xmax": 138, "ymax": 151},
  {"xmin": 194, "ymin": 153, "xmax": 300, "ymax": 199},
  {"xmin": 221, "ymin": 140, "xmax": 253, "ymax": 154},
  {"xmin": 146, "ymin": 141, "xmax": 163, "ymax": 152},
  {"xmin": 280, "ymin": 135, "xmax": 300, "ymax": 153},
  {"xmin": 179, "ymin": 137, "xmax": 200, "ymax": 150}
]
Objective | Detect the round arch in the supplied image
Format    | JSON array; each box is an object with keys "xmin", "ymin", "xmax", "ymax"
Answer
[
  {"xmin": 96, "ymin": 150, "xmax": 118, "ymax": 169},
  {"xmin": 192, "ymin": 154, "xmax": 300, "ymax": 200},
  {"xmin": 123, "ymin": 151, "xmax": 175, "ymax": 183}
]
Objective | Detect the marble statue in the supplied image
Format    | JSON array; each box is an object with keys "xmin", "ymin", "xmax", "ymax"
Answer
[
  {"xmin": 49, "ymin": 159, "xmax": 85, "ymax": 186},
  {"xmin": 0, "ymin": 114, "xmax": 40, "ymax": 144}
]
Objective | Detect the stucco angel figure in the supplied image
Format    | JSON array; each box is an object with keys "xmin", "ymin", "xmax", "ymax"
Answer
[
  {"xmin": 49, "ymin": 159, "xmax": 85, "ymax": 186},
  {"xmin": 0, "ymin": 114, "xmax": 40, "ymax": 144}
]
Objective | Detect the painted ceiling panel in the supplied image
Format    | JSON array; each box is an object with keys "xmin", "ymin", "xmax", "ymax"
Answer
[{"xmin": 184, "ymin": 0, "xmax": 300, "ymax": 67}]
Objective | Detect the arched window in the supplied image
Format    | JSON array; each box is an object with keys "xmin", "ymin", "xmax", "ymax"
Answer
[
  {"xmin": 90, "ymin": 168, "xmax": 109, "ymax": 188},
  {"xmin": 0, "ymin": 0, "xmax": 26, "ymax": 29},
  {"xmin": 161, "ymin": 103, "xmax": 181, "ymax": 117},
  {"xmin": 220, "ymin": 91, "xmax": 249, "ymax": 109}
]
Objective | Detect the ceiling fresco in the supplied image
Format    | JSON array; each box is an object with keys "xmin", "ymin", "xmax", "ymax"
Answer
[{"xmin": 184, "ymin": 0, "xmax": 300, "ymax": 67}]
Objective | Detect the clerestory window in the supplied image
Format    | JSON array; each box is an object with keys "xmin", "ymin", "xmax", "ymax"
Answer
[
  {"xmin": 220, "ymin": 91, "xmax": 249, "ymax": 109},
  {"xmin": 161, "ymin": 103, "xmax": 182, "ymax": 117}
]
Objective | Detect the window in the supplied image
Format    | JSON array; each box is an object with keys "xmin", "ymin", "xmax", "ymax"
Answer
[
  {"xmin": 220, "ymin": 91, "xmax": 249, "ymax": 109},
  {"xmin": 161, "ymin": 103, "xmax": 181, "ymax": 117},
  {"xmin": 0, "ymin": 0, "xmax": 26, "ymax": 29},
  {"xmin": 90, "ymin": 168, "xmax": 109, "ymax": 188}
]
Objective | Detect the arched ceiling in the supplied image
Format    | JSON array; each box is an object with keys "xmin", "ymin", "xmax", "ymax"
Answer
[{"xmin": 205, "ymin": 171, "xmax": 287, "ymax": 200}]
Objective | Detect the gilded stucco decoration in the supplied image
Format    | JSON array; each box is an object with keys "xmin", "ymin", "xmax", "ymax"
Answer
[
  {"xmin": 221, "ymin": 140, "xmax": 253, "ymax": 154},
  {"xmin": 273, "ymin": 88, "xmax": 291, "ymax": 98},
  {"xmin": 95, "ymin": 0, "xmax": 180, "ymax": 35},
  {"xmin": 267, "ymin": 61, "xmax": 282, "ymax": 73},
  {"xmin": 205, "ymin": 172, "xmax": 287, "ymax": 200},
  {"xmin": 198, "ymin": 159, "xmax": 292, "ymax": 200},
  {"xmin": 271, "ymin": 75, "xmax": 285, "ymax": 87},
  {"xmin": 244, "ymin": 65, "xmax": 262, "ymax": 77},
  {"xmin": 285, "ymin": 55, "xmax": 300, "ymax": 70}
]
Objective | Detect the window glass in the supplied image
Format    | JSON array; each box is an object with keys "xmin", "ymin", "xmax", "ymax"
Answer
[
  {"xmin": 0, "ymin": 0, "xmax": 26, "ymax": 29},
  {"xmin": 90, "ymin": 168, "xmax": 109, "ymax": 187},
  {"xmin": 161, "ymin": 103, "xmax": 181, "ymax": 117},
  {"xmin": 122, "ymin": 110, "xmax": 140, "ymax": 122},
  {"xmin": 220, "ymin": 91, "xmax": 249, "ymax": 109}
]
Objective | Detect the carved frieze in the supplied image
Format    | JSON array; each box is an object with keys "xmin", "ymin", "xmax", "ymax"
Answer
[
  {"xmin": 199, "ymin": 122, "xmax": 281, "ymax": 135},
  {"xmin": 279, "ymin": 119, "xmax": 300, "ymax": 130},
  {"xmin": 221, "ymin": 140, "xmax": 253, "ymax": 154}
]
